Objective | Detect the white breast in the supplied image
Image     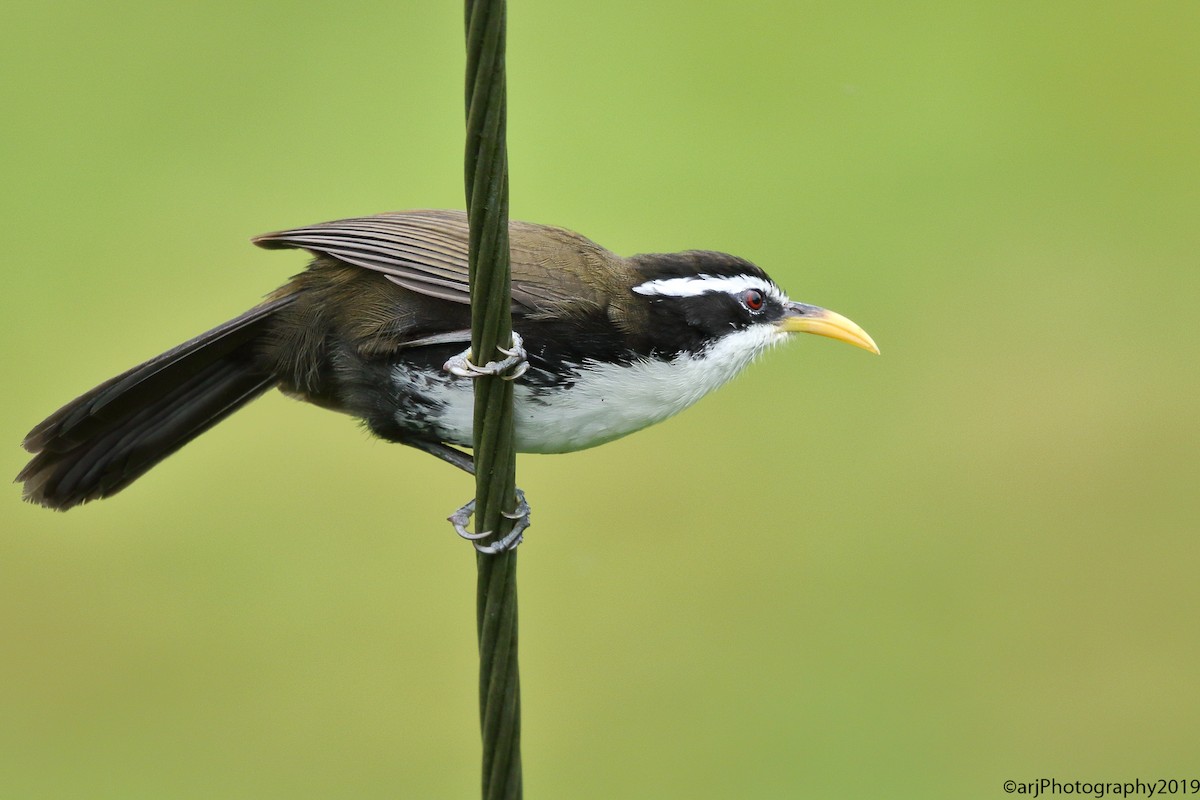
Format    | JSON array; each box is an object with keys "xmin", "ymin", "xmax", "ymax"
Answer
[{"xmin": 391, "ymin": 324, "xmax": 786, "ymax": 453}]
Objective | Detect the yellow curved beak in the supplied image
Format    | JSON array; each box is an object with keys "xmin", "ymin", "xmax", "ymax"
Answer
[{"xmin": 778, "ymin": 302, "xmax": 880, "ymax": 355}]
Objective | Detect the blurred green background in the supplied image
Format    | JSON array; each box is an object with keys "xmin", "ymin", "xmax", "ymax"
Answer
[{"xmin": 3, "ymin": 2, "xmax": 1198, "ymax": 797}]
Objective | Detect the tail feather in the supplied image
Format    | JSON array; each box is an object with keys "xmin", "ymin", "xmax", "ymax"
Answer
[{"xmin": 18, "ymin": 296, "xmax": 294, "ymax": 510}]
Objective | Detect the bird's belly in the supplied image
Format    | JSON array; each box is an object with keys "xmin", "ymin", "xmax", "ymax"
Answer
[
  {"xmin": 512, "ymin": 360, "xmax": 714, "ymax": 453},
  {"xmin": 390, "ymin": 350, "xmax": 754, "ymax": 454}
]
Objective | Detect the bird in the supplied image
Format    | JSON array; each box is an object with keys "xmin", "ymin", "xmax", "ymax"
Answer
[{"xmin": 16, "ymin": 210, "xmax": 878, "ymax": 545}]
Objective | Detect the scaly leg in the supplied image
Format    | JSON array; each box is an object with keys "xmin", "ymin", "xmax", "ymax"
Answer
[
  {"xmin": 447, "ymin": 489, "xmax": 531, "ymax": 554},
  {"xmin": 417, "ymin": 337, "xmax": 532, "ymax": 552},
  {"xmin": 443, "ymin": 332, "xmax": 529, "ymax": 380}
]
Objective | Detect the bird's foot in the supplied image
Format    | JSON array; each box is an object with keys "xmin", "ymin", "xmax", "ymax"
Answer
[
  {"xmin": 448, "ymin": 488, "xmax": 531, "ymax": 554},
  {"xmin": 443, "ymin": 332, "xmax": 529, "ymax": 380}
]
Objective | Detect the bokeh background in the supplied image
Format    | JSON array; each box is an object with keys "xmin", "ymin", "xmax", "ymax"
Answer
[{"xmin": 2, "ymin": 2, "xmax": 1197, "ymax": 797}]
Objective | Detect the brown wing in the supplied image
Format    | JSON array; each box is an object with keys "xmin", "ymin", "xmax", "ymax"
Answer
[{"xmin": 252, "ymin": 209, "xmax": 633, "ymax": 315}]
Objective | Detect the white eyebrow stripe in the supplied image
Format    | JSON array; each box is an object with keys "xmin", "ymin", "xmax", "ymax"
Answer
[{"xmin": 631, "ymin": 274, "xmax": 784, "ymax": 300}]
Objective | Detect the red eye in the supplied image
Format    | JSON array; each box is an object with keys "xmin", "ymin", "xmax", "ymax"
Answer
[{"xmin": 743, "ymin": 289, "xmax": 764, "ymax": 311}]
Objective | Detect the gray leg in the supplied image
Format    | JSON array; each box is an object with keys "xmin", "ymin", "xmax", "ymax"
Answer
[
  {"xmin": 400, "ymin": 438, "xmax": 475, "ymax": 474},
  {"xmin": 437, "ymin": 334, "xmax": 531, "ymax": 551},
  {"xmin": 448, "ymin": 489, "xmax": 531, "ymax": 554},
  {"xmin": 443, "ymin": 332, "xmax": 529, "ymax": 380},
  {"xmin": 400, "ymin": 437, "xmax": 530, "ymax": 553}
]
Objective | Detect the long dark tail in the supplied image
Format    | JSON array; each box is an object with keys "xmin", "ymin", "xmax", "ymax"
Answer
[{"xmin": 18, "ymin": 295, "xmax": 295, "ymax": 510}]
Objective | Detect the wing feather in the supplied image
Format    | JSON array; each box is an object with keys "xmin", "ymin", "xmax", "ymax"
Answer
[{"xmin": 253, "ymin": 209, "xmax": 634, "ymax": 314}]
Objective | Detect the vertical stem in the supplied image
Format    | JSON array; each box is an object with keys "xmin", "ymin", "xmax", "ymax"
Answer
[{"xmin": 464, "ymin": 0, "xmax": 521, "ymax": 797}]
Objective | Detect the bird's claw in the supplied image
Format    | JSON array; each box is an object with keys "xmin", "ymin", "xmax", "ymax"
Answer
[
  {"xmin": 447, "ymin": 489, "xmax": 531, "ymax": 554},
  {"xmin": 443, "ymin": 333, "xmax": 529, "ymax": 381}
]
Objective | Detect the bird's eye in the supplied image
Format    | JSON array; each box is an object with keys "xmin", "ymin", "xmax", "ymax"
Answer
[{"xmin": 743, "ymin": 289, "xmax": 764, "ymax": 311}]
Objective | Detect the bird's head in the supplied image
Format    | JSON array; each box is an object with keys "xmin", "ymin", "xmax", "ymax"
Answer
[{"xmin": 628, "ymin": 251, "xmax": 879, "ymax": 362}]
